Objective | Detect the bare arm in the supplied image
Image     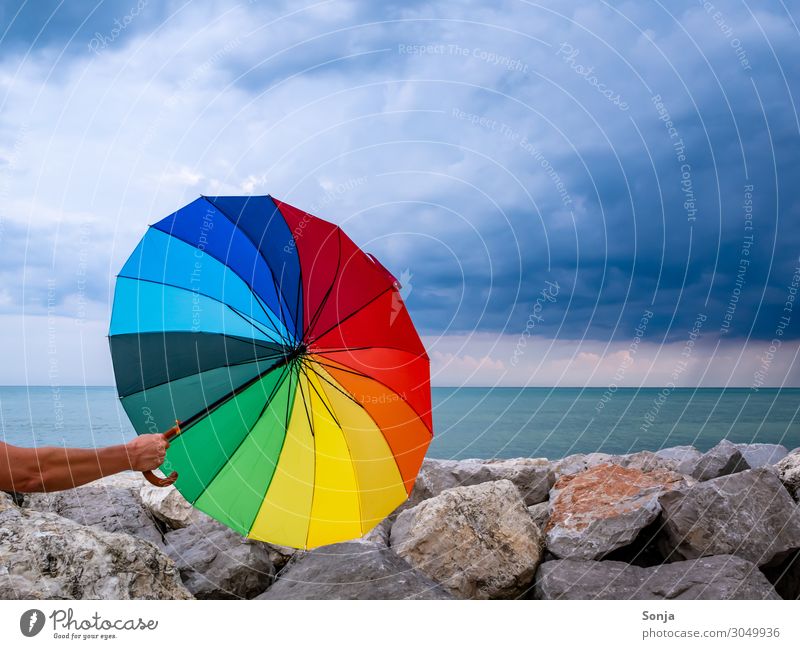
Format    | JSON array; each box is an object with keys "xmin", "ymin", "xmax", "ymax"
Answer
[{"xmin": 0, "ymin": 435, "xmax": 169, "ymax": 493}]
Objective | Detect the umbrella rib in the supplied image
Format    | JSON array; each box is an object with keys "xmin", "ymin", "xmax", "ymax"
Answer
[
  {"xmin": 301, "ymin": 359, "xmax": 342, "ymax": 428},
  {"xmin": 119, "ymin": 354, "xmax": 286, "ymax": 401},
  {"xmin": 297, "ymin": 365, "xmax": 316, "ymax": 550},
  {"xmin": 245, "ymin": 361, "xmax": 301, "ymax": 538},
  {"xmin": 305, "ymin": 286, "xmax": 393, "ymax": 348},
  {"xmin": 310, "ymin": 362, "xmax": 411, "ymax": 501},
  {"xmin": 148, "ymin": 224, "xmax": 288, "ymax": 342},
  {"xmin": 300, "ymin": 228, "xmax": 343, "ymax": 341},
  {"xmin": 309, "ymin": 357, "xmax": 434, "ymax": 437},
  {"xmin": 171, "ymin": 353, "xmax": 295, "ymax": 434},
  {"xmin": 188, "ymin": 360, "xmax": 293, "ymax": 507},
  {"xmin": 204, "ymin": 197, "xmax": 299, "ymax": 344},
  {"xmin": 117, "ymin": 274, "xmax": 285, "ymax": 344}
]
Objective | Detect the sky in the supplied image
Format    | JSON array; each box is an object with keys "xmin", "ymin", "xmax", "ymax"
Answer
[{"xmin": 0, "ymin": 0, "xmax": 799, "ymax": 387}]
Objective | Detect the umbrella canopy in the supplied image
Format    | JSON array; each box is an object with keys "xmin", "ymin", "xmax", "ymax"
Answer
[{"xmin": 109, "ymin": 196, "xmax": 432, "ymax": 549}]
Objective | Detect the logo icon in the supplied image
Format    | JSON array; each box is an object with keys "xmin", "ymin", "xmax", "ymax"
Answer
[{"xmin": 20, "ymin": 609, "xmax": 45, "ymax": 637}]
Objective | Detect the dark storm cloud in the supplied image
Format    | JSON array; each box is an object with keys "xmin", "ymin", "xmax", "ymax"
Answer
[{"xmin": 2, "ymin": 0, "xmax": 799, "ymax": 349}]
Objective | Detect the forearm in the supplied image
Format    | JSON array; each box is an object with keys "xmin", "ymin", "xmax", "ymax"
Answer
[{"xmin": 23, "ymin": 444, "xmax": 134, "ymax": 492}]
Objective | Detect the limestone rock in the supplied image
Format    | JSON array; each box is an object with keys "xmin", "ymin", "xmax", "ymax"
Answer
[
  {"xmin": 535, "ymin": 555, "xmax": 779, "ymax": 600},
  {"xmin": 24, "ymin": 473, "xmax": 163, "ymax": 546},
  {"xmin": 690, "ymin": 440, "xmax": 750, "ymax": 481},
  {"xmin": 546, "ymin": 464, "xmax": 685, "ymax": 560},
  {"xmin": 411, "ymin": 457, "xmax": 553, "ymax": 506},
  {"xmin": 653, "ymin": 446, "xmax": 703, "ymax": 474},
  {"xmin": 734, "ymin": 443, "xmax": 789, "ymax": 468},
  {"xmin": 0, "ymin": 506, "xmax": 191, "ymax": 599},
  {"xmin": 258, "ymin": 542, "xmax": 451, "ymax": 600},
  {"xmin": 775, "ymin": 449, "xmax": 800, "ymax": 501},
  {"xmin": 139, "ymin": 484, "xmax": 197, "ymax": 529},
  {"xmin": 390, "ymin": 479, "xmax": 543, "ymax": 599},
  {"xmin": 163, "ymin": 513, "xmax": 273, "ymax": 599},
  {"xmin": 0, "ymin": 492, "xmax": 15, "ymax": 513},
  {"xmin": 659, "ymin": 468, "xmax": 800, "ymax": 566}
]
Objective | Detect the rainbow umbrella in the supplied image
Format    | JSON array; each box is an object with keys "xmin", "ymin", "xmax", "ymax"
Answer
[{"xmin": 109, "ymin": 196, "xmax": 432, "ymax": 549}]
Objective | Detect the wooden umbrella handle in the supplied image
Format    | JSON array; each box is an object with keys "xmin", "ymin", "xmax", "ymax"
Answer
[{"xmin": 142, "ymin": 420, "xmax": 182, "ymax": 488}]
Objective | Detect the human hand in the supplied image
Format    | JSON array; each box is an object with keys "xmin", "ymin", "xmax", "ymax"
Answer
[{"xmin": 126, "ymin": 434, "xmax": 170, "ymax": 471}]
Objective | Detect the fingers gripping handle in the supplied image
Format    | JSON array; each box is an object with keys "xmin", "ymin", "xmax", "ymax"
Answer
[{"xmin": 142, "ymin": 420, "xmax": 182, "ymax": 488}]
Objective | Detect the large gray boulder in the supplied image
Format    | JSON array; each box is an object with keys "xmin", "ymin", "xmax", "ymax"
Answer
[
  {"xmin": 775, "ymin": 449, "xmax": 800, "ymax": 501},
  {"xmin": 24, "ymin": 473, "xmax": 163, "ymax": 547},
  {"xmin": 0, "ymin": 506, "xmax": 191, "ymax": 599},
  {"xmin": 163, "ymin": 513, "xmax": 274, "ymax": 599},
  {"xmin": 659, "ymin": 468, "xmax": 800, "ymax": 566},
  {"xmin": 390, "ymin": 479, "xmax": 542, "ymax": 599},
  {"xmin": 411, "ymin": 457, "xmax": 553, "ymax": 506},
  {"xmin": 535, "ymin": 555, "xmax": 779, "ymax": 600},
  {"xmin": 734, "ymin": 444, "xmax": 789, "ymax": 468},
  {"xmin": 546, "ymin": 463, "xmax": 686, "ymax": 560},
  {"xmin": 258, "ymin": 542, "xmax": 451, "ymax": 600},
  {"xmin": 690, "ymin": 440, "xmax": 750, "ymax": 481},
  {"xmin": 409, "ymin": 458, "xmax": 555, "ymax": 505}
]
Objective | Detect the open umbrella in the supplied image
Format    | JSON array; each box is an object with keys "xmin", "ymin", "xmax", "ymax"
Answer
[{"xmin": 108, "ymin": 195, "xmax": 432, "ymax": 549}]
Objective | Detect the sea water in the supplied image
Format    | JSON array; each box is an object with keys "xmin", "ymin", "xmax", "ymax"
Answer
[{"xmin": 1, "ymin": 385, "xmax": 797, "ymax": 460}]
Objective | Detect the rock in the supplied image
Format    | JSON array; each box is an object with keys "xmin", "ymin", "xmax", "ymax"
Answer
[
  {"xmin": 553, "ymin": 450, "xmax": 696, "ymax": 479},
  {"xmin": 775, "ymin": 449, "xmax": 800, "ymax": 501},
  {"xmin": 653, "ymin": 446, "xmax": 703, "ymax": 474},
  {"xmin": 163, "ymin": 512, "xmax": 273, "ymax": 599},
  {"xmin": 527, "ymin": 502, "xmax": 550, "ymax": 534},
  {"xmin": 140, "ymin": 484, "xmax": 197, "ymax": 530},
  {"xmin": 535, "ymin": 555, "xmax": 779, "ymax": 600},
  {"xmin": 0, "ymin": 506, "xmax": 191, "ymax": 599},
  {"xmin": 0, "ymin": 492, "xmax": 15, "ymax": 513},
  {"xmin": 257, "ymin": 542, "xmax": 451, "ymax": 599},
  {"xmin": 546, "ymin": 464, "xmax": 685, "ymax": 560},
  {"xmin": 261, "ymin": 543, "xmax": 296, "ymax": 571},
  {"xmin": 659, "ymin": 468, "xmax": 800, "ymax": 566},
  {"xmin": 390, "ymin": 480, "xmax": 543, "ymax": 599},
  {"xmin": 690, "ymin": 440, "xmax": 750, "ymax": 481},
  {"xmin": 354, "ymin": 517, "xmax": 393, "ymax": 547},
  {"xmin": 23, "ymin": 473, "xmax": 163, "ymax": 546},
  {"xmin": 734, "ymin": 444, "xmax": 789, "ymax": 468},
  {"xmin": 411, "ymin": 457, "xmax": 553, "ymax": 506},
  {"xmin": 762, "ymin": 548, "xmax": 800, "ymax": 600}
]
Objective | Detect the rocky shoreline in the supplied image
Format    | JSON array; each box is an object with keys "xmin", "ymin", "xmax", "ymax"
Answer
[{"xmin": 1, "ymin": 441, "xmax": 799, "ymax": 600}]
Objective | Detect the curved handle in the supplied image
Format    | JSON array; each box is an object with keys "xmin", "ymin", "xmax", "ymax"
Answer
[{"xmin": 141, "ymin": 420, "xmax": 182, "ymax": 488}]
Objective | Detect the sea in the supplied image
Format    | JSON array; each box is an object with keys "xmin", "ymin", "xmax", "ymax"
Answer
[{"xmin": 1, "ymin": 386, "xmax": 798, "ymax": 460}]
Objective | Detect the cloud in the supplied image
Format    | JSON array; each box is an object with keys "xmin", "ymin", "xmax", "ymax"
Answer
[{"xmin": 0, "ymin": 0, "xmax": 798, "ymax": 385}]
